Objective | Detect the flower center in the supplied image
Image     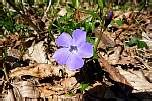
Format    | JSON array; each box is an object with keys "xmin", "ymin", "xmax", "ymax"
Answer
[{"xmin": 69, "ymin": 46, "xmax": 78, "ymax": 53}]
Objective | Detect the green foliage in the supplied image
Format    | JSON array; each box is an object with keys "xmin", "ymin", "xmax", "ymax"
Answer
[
  {"xmin": 0, "ymin": 17, "xmax": 29, "ymax": 34},
  {"xmin": 53, "ymin": 16, "xmax": 78, "ymax": 33},
  {"xmin": 36, "ymin": 8, "xmax": 44, "ymax": 17},
  {"xmin": 0, "ymin": 16, "xmax": 15, "ymax": 32},
  {"xmin": 93, "ymin": 50, "xmax": 98, "ymax": 59},
  {"xmin": 65, "ymin": 92, "xmax": 75, "ymax": 96},
  {"xmin": 98, "ymin": 0, "xmax": 105, "ymax": 9},
  {"xmin": 84, "ymin": 17, "xmax": 96, "ymax": 32},
  {"xmin": 51, "ymin": 6, "xmax": 75, "ymax": 33},
  {"xmin": 15, "ymin": 24, "xmax": 31, "ymax": 36},
  {"xmin": 79, "ymin": 82, "xmax": 89, "ymax": 93},
  {"xmin": 0, "ymin": 9, "xmax": 16, "ymax": 33},
  {"xmin": 85, "ymin": 21, "xmax": 93, "ymax": 32},
  {"xmin": 71, "ymin": 0, "xmax": 79, "ymax": 9},
  {"xmin": 51, "ymin": 5, "xmax": 98, "ymax": 34},
  {"xmin": 126, "ymin": 37, "xmax": 148, "ymax": 49},
  {"xmin": 0, "ymin": 8, "xmax": 30, "ymax": 37},
  {"xmin": 0, "ymin": 10, "xmax": 15, "ymax": 33},
  {"xmin": 115, "ymin": 19, "xmax": 123, "ymax": 26},
  {"xmin": 87, "ymin": 36, "xmax": 95, "ymax": 45}
]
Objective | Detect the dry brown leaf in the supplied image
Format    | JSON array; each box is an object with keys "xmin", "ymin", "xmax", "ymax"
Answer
[
  {"xmin": 23, "ymin": 41, "xmax": 48, "ymax": 63},
  {"xmin": 9, "ymin": 64, "xmax": 54, "ymax": 78},
  {"xmin": 38, "ymin": 84, "xmax": 73, "ymax": 96},
  {"xmin": 37, "ymin": 76, "xmax": 79, "ymax": 97},
  {"xmin": 38, "ymin": 85, "xmax": 80, "ymax": 100},
  {"xmin": 119, "ymin": 24, "xmax": 129, "ymax": 29},
  {"xmin": 74, "ymin": 9, "xmax": 89, "ymax": 22},
  {"xmin": 108, "ymin": 46, "xmax": 122, "ymax": 64},
  {"xmin": 9, "ymin": 63, "xmax": 76, "ymax": 79},
  {"xmin": 0, "ymin": 39, "xmax": 5, "ymax": 46},
  {"xmin": 38, "ymin": 85, "xmax": 61, "ymax": 96},
  {"xmin": 94, "ymin": 30, "xmax": 115, "ymax": 48},
  {"xmin": 98, "ymin": 54, "xmax": 132, "ymax": 87},
  {"xmin": 118, "ymin": 56, "xmax": 135, "ymax": 65},
  {"xmin": 146, "ymin": 24, "xmax": 152, "ymax": 33},
  {"xmin": 7, "ymin": 48, "xmax": 21, "ymax": 59},
  {"xmin": 118, "ymin": 68, "xmax": 152, "ymax": 93},
  {"xmin": 60, "ymin": 77, "xmax": 78, "ymax": 90},
  {"xmin": 124, "ymin": 12, "xmax": 132, "ymax": 19}
]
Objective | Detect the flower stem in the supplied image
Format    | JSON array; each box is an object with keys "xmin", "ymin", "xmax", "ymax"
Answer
[
  {"xmin": 94, "ymin": 6, "xmax": 104, "ymax": 54},
  {"xmin": 94, "ymin": 27, "xmax": 106, "ymax": 54}
]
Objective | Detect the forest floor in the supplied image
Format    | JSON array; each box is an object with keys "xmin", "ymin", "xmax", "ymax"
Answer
[{"xmin": 0, "ymin": 1, "xmax": 152, "ymax": 101}]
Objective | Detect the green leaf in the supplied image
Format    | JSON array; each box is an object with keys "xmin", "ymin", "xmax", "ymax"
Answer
[
  {"xmin": 71, "ymin": 0, "xmax": 79, "ymax": 9},
  {"xmin": 127, "ymin": 37, "xmax": 138, "ymax": 47},
  {"xmin": 85, "ymin": 21, "xmax": 93, "ymax": 32},
  {"xmin": 87, "ymin": 36, "xmax": 95, "ymax": 45},
  {"xmin": 79, "ymin": 83, "xmax": 89, "ymax": 92},
  {"xmin": 126, "ymin": 37, "xmax": 148, "ymax": 49},
  {"xmin": 93, "ymin": 52, "xmax": 98, "ymax": 59},
  {"xmin": 115, "ymin": 19, "xmax": 123, "ymax": 26},
  {"xmin": 137, "ymin": 40, "xmax": 148, "ymax": 49}
]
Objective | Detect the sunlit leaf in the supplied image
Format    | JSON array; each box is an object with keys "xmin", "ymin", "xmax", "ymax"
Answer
[
  {"xmin": 71, "ymin": 0, "xmax": 79, "ymax": 9},
  {"xmin": 115, "ymin": 19, "xmax": 123, "ymax": 26},
  {"xmin": 79, "ymin": 82, "xmax": 89, "ymax": 92}
]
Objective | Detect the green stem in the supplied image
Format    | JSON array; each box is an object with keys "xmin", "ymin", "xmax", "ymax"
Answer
[
  {"xmin": 56, "ymin": 0, "xmax": 60, "ymax": 7},
  {"xmin": 94, "ymin": 8, "xmax": 105, "ymax": 54},
  {"xmin": 75, "ymin": 0, "xmax": 79, "ymax": 9},
  {"xmin": 94, "ymin": 32, "xmax": 101, "ymax": 53},
  {"xmin": 93, "ymin": 28, "xmax": 105, "ymax": 54}
]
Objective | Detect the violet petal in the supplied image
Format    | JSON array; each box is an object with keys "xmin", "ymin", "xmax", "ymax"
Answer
[
  {"xmin": 66, "ymin": 54, "xmax": 84, "ymax": 70},
  {"xmin": 77, "ymin": 42, "xmax": 93, "ymax": 58},
  {"xmin": 72, "ymin": 29, "xmax": 86, "ymax": 45},
  {"xmin": 56, "ymin": 32, "xmax": 72, "ymax": 47},
  {"xmin": 53, "ymin": 48, "xmax": 70, "ymax": 65}
]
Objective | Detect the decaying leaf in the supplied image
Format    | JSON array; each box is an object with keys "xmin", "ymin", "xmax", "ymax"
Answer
[
  {"xmin": 98, "ymin": 54, "xmax": 132, "ymax": 87},
  {"xmin": 23, "ymin": 41, "xmax": 48, "ymax": 63},
  {"xmin": 9, "ymin": 64, "xmax": 54, "ymax": 78},
  {"xmin": 13, "ymin": 81, "xmax": 40, "ymax": 98},
  {"xmin": 108, "ymin": 46, "xmax": 123, "ymax": 64},
  {"xmin": 94, "ymin": 29, "xmax": 115, "ymax": 48},
  {"xmin": 38, "ymin": 77, "xmax": 79, "ymax": 97},
  {"xmin": 9, "ymin": 63, "xmax": 76, "ymax": 79},
  {"xmin": 118, "ymin": 67, "xmax": 152, "ymax": 93},
  {"xmin": 60, "ymin": 77, "xmax": 78, "ymax": 91}
]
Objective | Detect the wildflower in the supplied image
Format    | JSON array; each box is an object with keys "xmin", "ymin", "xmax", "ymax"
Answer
[{"xmin": 53, "ymin": 29, "xmax": 93, "ymax": 70}]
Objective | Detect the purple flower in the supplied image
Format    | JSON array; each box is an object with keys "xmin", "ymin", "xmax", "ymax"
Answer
[{"xmin": 53, "ymin": 29, "xmax": 93, "ymax": 70}]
